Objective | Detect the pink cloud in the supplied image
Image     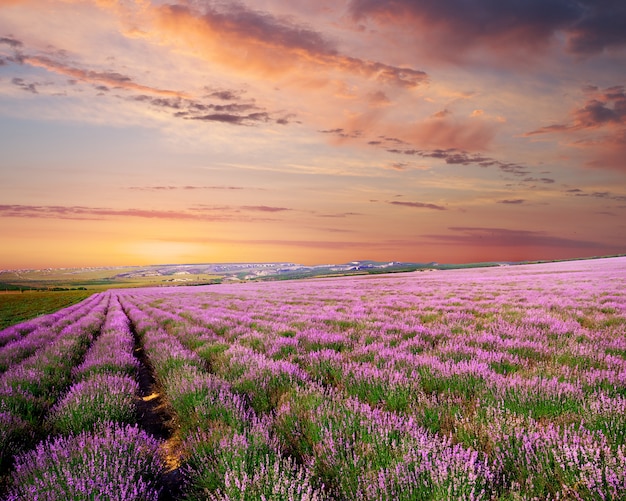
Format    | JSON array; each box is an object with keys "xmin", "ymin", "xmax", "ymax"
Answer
[
  {"xmin": 23, "ymin": 56, "xmax": 187, "ymax": 98},
  {"xmin": 0, "ymin": 204, "xmax": 289, "ymax": 222},
  {"xmin": 526, "ymin": 85, "xmax": 626, "ymax": 172},
  {"xmin": 425, "ymin": 226, "xmax": 607, "ymax": 250},
  {"xmin": 348, "ymin": 0, "xmax": 626, "ymax": 61},
  {"xmin": 327, "ymin": 110, "xmax": 499, "ymax": 151},
  {"xmin": 389, "ymin": 201, "xmax": 447, "ymax": 210},
  {"xmin": 153, "ymin": 3, "xmax": 427, "ymax": 88}
]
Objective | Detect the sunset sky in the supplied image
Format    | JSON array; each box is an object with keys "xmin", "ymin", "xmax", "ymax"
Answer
[{"xmin": 1, "ymin": 0, "xmax": 625, "ymax": 268}]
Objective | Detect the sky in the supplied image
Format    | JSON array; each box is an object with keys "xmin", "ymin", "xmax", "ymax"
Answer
[{"xmin": 1, "ymin": 0, "xmax": 625, "ymax": 269}]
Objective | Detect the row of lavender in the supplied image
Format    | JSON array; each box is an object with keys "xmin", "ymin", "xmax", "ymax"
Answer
[
  {"xmin": 116, "ymin": 257, "xmax": 626, "ymax": 500},
  {"xmin": 122, "ymin": 291, "xmax": 332, "ymax": 499},
  {"xmin": 1, "ymin": 257, "xmax": 625, "ymax": 499},
  {"xmin": 0, "ymin": 293, "xmax": 109, "ymax": 469},
  {"xmin": 0, "ymin": 295, "xmax": 165, "ymax": 500}
]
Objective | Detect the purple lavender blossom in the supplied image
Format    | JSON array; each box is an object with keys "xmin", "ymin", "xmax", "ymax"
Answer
[
  {"xmin": 48, "ymin": 373, "xmax": 139, "ymax": 434},
  {"xmin": 6, "ymin": 423, "xmax": 164, "ymax": 500}
]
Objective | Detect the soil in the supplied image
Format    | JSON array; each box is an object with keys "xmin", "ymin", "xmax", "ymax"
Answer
[{"xmin": 132, "ymin": 326, "xmax": 184, "ymax": 501}]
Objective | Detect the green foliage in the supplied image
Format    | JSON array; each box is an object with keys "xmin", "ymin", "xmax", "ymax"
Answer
[
  {"xmin": 183, "ymin": 426, "xmax": 278, "ymax": 499},
  {"xmin": 495, "ymin": 388, "xmax": 582, "ymax": 420},
  {"xmin": 49, "ymin": 375, "xmax": 138, "ymax": 435},
  {"xmin": 197, "ymin": 343, "xmax": 229, "ymax": 371},
  {"xmin": 417, "ymin": 367, "xmax": 485, "ymax": 400},
  {"xmin": 342, "ymin": 375, "xmax": 414, "ymax": 412},
  {"xmin": 304, "ymin": 358, "xmax": 343, "ymax": 387},
  {"xmin": 171, "ymin": 388, "xmax": 245, "ymax": 435},
  {"xmin": 272, "ymin": 390, "xmax": 326, "ymax": 462},
  {"xmin": 416, "ymin": 401, "xmax": 462, "ymax": 436},
  {"xmin": 270, "ymin": 344, "xmax": 297, "ymax": 359},
  {"xmin": 556, "ymin": 353, "xmax": 606, "ymax": 371},
  {"xmin": 0, "ymin": 392, "xmax": 47, "ymax": 426},
  {"xmin": 606, "ymin": 347, "xmax": 626, "ymax": 359},
  {"xmin": 489, "ymin": 360, "xmax": 521, "ymax": 375},
  {"xmin": 0, "ymin": 413, "xmax": 35, "ymax": 475},
  {"xmin": 419, "ymin": 313, "xmax": 442, "ymax": 325},
  {"xmin": 506, "ymin": 346, "xmax": 549, "ymax": 362},
  {"xmin": 0, "ymin": 291, "xmax": 93, "ymax": 329}
]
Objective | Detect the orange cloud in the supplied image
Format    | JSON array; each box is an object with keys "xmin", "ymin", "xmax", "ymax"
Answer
[
  {"xmin": 424, "ymin": 226, "xmax": 607, "ymax": 251},
  {"xmin": 578, "ymin": 131, "xmax": 626, "ymax": 171},
  {"xmin": 23, "ymin": 55, "xmax": 187, "ymax": 97},
  {"xmin": 527, "ymin": 86, "xmax": 626, "ymax": 135},
  {"xmin": 0, "ymin": 204, "xmax": 291, "ymax": 222},
  {"xmin": 151, "ymin": 3, "xmax": 427, "ymax": 87},
  {"xmin": 400, "ymin": 114, "xmax": 497, "ymax": 151},
  {"xmin": 526, "ymin": 85, "xmax": 626, "ymax": 172},
  {"xmin": 344, "ymin": 110, "xmax": 499, "ymax": 151}
]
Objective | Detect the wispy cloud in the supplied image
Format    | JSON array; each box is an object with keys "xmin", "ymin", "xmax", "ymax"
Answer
[
  {"xmin": 564, "ymin": 189, "xmax": 626, "ymax": 202},
  {"xmin": 11, "ymin": 77, "xmax": 38, "ymax": 94},
  {"xmin": 319, "ymin": 125, "xmax": 527, "ymax": 174},
  {"xmin": 319, "ymin": 128, "xmax": 363, "ymax": 139},
  {"xmin": 0, "ymin": 204, "xmax": 215, "ymax": 221},
  {"xmin": 1, "ymin": 38, "xmax": 290, "ymax": 127},
  {"xmin": 316, "ymin": 212, "xmax": 363, "ymax": 218},
  {"xmin": 389, "ymin": 201, "xmax": 447, "ymax": 210},
  {"xmin": 240, "ymin": 205, "xmax": 291, "ymax": 213},
  {"xmin": 128, "ymin": 185, "xmax": 247, "ymax": 191},
  {"xmin": 527, "ymin": 86, "xmax": 626, "ymax": 135},
  {"xmin": 523, "ymin": 177, "xmax": 555, "ymax": 185},
  {"xmin": 318, "ymin": 123, "xmax": 532, "ymax": 177},
  {"xmin": 385, "ymin": 147, "xmax": 531, "ymax": 177},
  {"xmin": 385, "ymin": 162, "xmax": 409, "ymax": 171},
  {"xmin": 425, "ymin": 226, "xmax": 603, "ymax": 250},
  {"xmin": 0, "ymin": 36, "xmax": 22, "ymax": 48},
  {"xmin": 525, "ymin": 85, "xmax": 626, "ymax": 171},
  {"xmin": 327, "ymin": 111, "xmax": 499, "ymax": 151},
  {"xmin": 0, "ymin": 204, "xmax": 286, "ymax": 222},
  {"xmin": 206, "ymin": 89, "xmax": 243, "ymax": 101},
  {"xmin": 187, "ymin": 111, "xmax": 271, "ymax": 125},
  {"xmin": 133, "ymin": 93, "xmax": 289, "ymax": 125},
  {"xmin": 22, "ymin": 55, "xmax": 187, "ymax": 98}
]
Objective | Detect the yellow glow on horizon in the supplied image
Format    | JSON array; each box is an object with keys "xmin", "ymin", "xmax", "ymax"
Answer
[{"xmin": 124, "ymin": 240, "xmax": 209, "ymax": 264}]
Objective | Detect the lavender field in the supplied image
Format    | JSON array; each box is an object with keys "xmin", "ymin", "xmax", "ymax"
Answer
[{"xmin": 1, "ymin": 257, "xmax": 626, "ymax": 500}]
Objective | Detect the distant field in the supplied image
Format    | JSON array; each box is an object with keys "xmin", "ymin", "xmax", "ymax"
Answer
[
  {"xmin": 0, "ymin": 267, "xmax": 222, "ymax": 292},
  {"xmin": 0, "ymin": 266, "xmax": 218, "ymax": 328},
  {"xmin": 0, "ymin": 290, "xmax": 93, "ymax": 329}
]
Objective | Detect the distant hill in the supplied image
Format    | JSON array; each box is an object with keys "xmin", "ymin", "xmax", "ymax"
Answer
[{"xmin": 1, "ymin": 255, "xmax": 623, "ymax": 292}]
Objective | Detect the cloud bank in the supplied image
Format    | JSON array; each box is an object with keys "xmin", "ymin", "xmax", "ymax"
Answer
[{"xmin": 349, "ymin": 0, "xmax": 626, "ymax": 58}]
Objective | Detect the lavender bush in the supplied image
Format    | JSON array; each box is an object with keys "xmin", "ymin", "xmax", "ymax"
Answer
[
  {"xmin": 0, "ymin": 293, "xmax": 109, "ymax": 474},
  {"xmin": 48, "ymin": 373, "xmax": 139, "ymax": 434},
  {"xmin": 6, "ymin": 423, "xmax": 164, "ymax": 500},
  {"xmin": 73, "ymin": 296, "xmax": 139, "ymax": 379}
]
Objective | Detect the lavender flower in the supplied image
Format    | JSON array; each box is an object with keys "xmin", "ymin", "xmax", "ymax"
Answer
[
  {"xmin": 6, "ymin": 423, "xmax": 164, "ymax": 500},
  {"xmin": 48, "ymin": 373, "xmax": 139, "ymax": 434}
]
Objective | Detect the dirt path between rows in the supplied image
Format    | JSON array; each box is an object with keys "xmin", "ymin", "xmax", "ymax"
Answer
[{"xmin": 132, "ymin": 325, "xmax": 183, "ymax": 501}]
